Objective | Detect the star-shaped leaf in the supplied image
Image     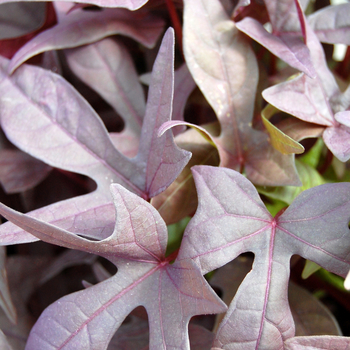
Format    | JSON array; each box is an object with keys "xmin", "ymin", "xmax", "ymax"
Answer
[
  {"xmin": 178, "ymin": 165, "xmax": 350, "ymax": 348},
  {"xmin": 0, "ymin": 184, "xmax": 226, "ymax": 350},
  {"xmin": 0, "ymin": 28, "xmax": 191, "ymax": 245}
]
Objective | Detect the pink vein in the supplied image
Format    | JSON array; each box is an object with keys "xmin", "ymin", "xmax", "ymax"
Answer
[
  {"xmin": 58, "ymin": 264, "xmax": 160, "ymax": 349},
  {"xmin": 8, "ymin": 74, "xmax": 145, "ymax": 198}
]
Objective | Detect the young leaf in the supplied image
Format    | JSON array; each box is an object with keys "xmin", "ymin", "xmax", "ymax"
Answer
[
  {"xmin": 152, "ymin": 127, "xmax": 219, "ymax": 225},
  {"xmin": 263, "ymin": 24, "xmax": 350, "ymax": 162},
  {"xmin": 0, "ymin": 28, "xmax": 191, "ymax": 245},
  {"xmin": 183, "ymin": 0, "xmax": 300, "ymax": 186},
  {"xmin": 0, "ymin": 184, "xmax": 226, "ymax": 350},
  {"xmin": 236, "ymin": 0, "xmax": 316, "ymax": 77},
  {"xmin": 178, "ymin": 165, "xmax": 350, "ymax": 348}
]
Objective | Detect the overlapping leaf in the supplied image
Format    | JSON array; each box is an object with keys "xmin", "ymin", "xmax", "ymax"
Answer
[
  {"xmin": 65, "ymin": 37, "xmax": 146, "ymax": 138},
  {"xmin": 0, "ymin": 184, "xmax": 226, "ymax": 350},
  {"xmin": 236, "ymin": 0, "xmax": 316, "ymax": 77},
  {"xmin": 8, "ymin": 2, "xmax": 164, "ymax": 73},
  {"xmin": 0, "ymin": 0, "xmax": 149, "ymax": 10},
  {"xmin": 0, "ymin": 28, "xmax": 191, "ymax": 245},
  {"xmin": 263, "ymin": 24, "xmax": 350, "ymax": 162},
  {"xmin": 183, "ymin": 0, "xmax": 300, "ymax": 186},
  {"xmin": 178, "ymin": 165, "xmax": 350, "ymax": 349},
  {"xmin": 308, "ymin": 2, "xmax": 350, "ymax": 45},
  {"xmin": 0, "ymin": 150, "xmax": 52, "ymax": 193}
]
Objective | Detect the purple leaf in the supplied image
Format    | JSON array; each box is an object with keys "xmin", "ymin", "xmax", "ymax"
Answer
[
  {"xmin": 172, "ymin": 63, "xmax": 196, "ymax": 135},
  {"xmin": 183, "ymin": 0, "xmax": 300, "ymax": 186},
  {"xmin": 136, "ymin": 29, "xmax": 192, "ymax": 197},
  {"xmin": 0, "ymin": 184, "xmax": 226, "ymax": 349},
  {"xmin": 151, "ymin": 127, "xmax": 219, "ymax": 225},
  {"xmin": 0, "ymin": 0, "xmax": 149, "ymax": 11},
  {"xmin": 285, "ymin": 336, "xmax": 350, "ymax": 349},
  {"xmin": 0, "ymin": 28, "xmax": 191, "ymax": 244},
  {"xmin": 210, "ymin": 257, "xmax": 342, "ymax": 337},
  {"xmin": 178, "ymin": 165, "xmax": 350, "ymax": 348},
  {"xmin": 65, "ymin": 37, "xmax": 145, "ymax": 136},
  {"xmin": 308, "ymin": 3, "xmax": 350, "ymax": 45},
  {"xmin": 0, "ymin": 150, "xmax": 52, "ymax": 193},
  {"xmin": 8, "ymin": 3, "xmax": 164, "ymax": 73},
  {"xmin": 263, "ymin": 25, "xmax": 350, "ymax": 162},
  {"xmin": 236, "ymin": 0, "xmax": 316, "ymax": 77}
]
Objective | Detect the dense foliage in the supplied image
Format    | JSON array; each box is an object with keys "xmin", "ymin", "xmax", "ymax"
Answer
[{"xmin": 0, "ymin": 0, "xmax": 349, "ymax": 349}]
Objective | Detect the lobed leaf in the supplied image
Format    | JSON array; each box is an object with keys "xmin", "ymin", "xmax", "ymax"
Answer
[
  {"xmin": 183, "ymin": 0, "xmax": 300, "ymax": 186},
  {"xmin": 0, "ymin": 184, "xmax": 226, "ymax": 350},
  {"xmin": 178, "ymin": 165, "xmax": 350, "ymax": 348},
  {"xmin": 0, "ymin": 28, "xmax": 191, "ymax": 245},
  {"xmin": 263, "ymin": 24, "xmax": 350, "ymax": 162}
]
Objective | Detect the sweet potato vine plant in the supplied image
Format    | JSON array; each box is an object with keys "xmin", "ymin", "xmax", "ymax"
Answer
[{"xmin": 0, "ymin": 0, "xmax": 349, "ymax": 349}]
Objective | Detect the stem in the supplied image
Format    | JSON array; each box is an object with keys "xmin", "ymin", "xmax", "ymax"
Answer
[{"xmin": 165, "ymin": 0, "xmax": 183, "ymax": 57}]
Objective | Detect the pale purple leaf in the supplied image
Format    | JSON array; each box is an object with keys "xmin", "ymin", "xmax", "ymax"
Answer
[
  {"xmin": 178, "ymin": 165, "xmax": 350, "ymax": 348},
  {"xmin": 65, "ymin": 37, "xmax": 145, "ymax": 136},
  {"xmin": 0, "ymin": 28, "xmax": 190, "ymax": 245},
  {"xmin": 108, "ymin": 131, "xmax": 139, "ymax": 158},
  {"xmin": 0, "ymin": 190, "xmax": 115, "ymax": 245},
  {"xmin": 0, "ymin": 184, "xmax": 226, "ymax": 350},
  {"xmin": 172, "ymin": 63, "xmax": 196, "ymax": 135},
  {"xmin": 262, "ymin": 73, "xmax": 335, "ymax": 126},
  {"xmin": 0, "ymin": 0, "xmax": 149, "ymax": 11},
  {"xmin": 136, "ymin": 28, "xmax": 191, "ymax": 198},
  {"xmin": 335, "ymin": 111, "xmax": 350, "ymax": 128},
  {"xmin": 152, "ymin": 126, "xmax": 219, "ymax": 225},
  {"xmin": 0, "ymin": 54, "xmax": 142, "ymax": 196},
  {"xmin": 264, "ymin": 0, "xmax": 305, "ymax": 34},
  {"xmin": 210, "ymin": 257, "xmax": 341, "ymax": 337},
  {"xmin": 323, "ymin": 125, "xmax": 350, "ymax": 162},
  {"xmin": 285, "ymin": 336, "xmax": 350, "ymax": 349},
  {"xmin": 236, "ymin": 17, "xmax": 316, "ymax": 77},
  {"xmin": 8, "ymin": 5, "xmax": 164, "ymax": 73},
  {"xmin": 263, "ymin": 24, "xmax": 350, "ymax": 162},
  {"xmin": 308, "ymin": 3, "xmax": 350, "ymax": 45},
  {"xmin": 183, "ymin": 0, "xmax": 300, "ymax": 185},
  {"xmin": 0, "ymin": 150, "xmax": 52, "ymax": 193},
  {"xmin": 236, "ymin": 0, "xmax": 316, "ymax": 77}
]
